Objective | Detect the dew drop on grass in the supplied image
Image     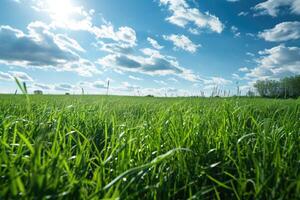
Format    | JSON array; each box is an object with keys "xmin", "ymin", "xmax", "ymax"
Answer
[
  {"xmin": 210, "ymin": 162, "xmax": 221, "ymax": 168},
  {"xmin": 119, "ymin": 131, "xmax": 125, "ymax": 138},
  {"xmin": 66, "ymin": 105, "xmax": 74, "ymax": 109},
  {"xmin": 10, "ymin": 143, "xmax": 20, "ymax": 147},
  {"xmin": 207, "ymin": 148, "xmax": 216, "ymax": 154},
  {"xmin": 68, "ymin": 156, "xmax": 76, "ymax": 160}
]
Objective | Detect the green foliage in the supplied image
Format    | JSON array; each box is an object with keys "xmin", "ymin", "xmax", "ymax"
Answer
[
  {"xmin": 254, "ymin": 75, "xmax": 300, "ymax": 98},
  {"xmin": 0, "ymin": 95, "xmax": 300, "ymax": 199}
]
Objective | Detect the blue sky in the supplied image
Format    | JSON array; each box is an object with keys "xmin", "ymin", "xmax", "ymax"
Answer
[{"xmin": 0, "ymin": 0, "xmax": 300, "ymax": 96}]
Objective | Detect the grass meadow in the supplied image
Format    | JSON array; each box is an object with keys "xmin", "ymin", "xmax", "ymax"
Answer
[{"xmin": 0, "ymin": 95, "xmax": 300, "ymax": 199}]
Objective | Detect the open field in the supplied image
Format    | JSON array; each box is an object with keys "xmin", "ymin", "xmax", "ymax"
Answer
[{"xmin": 0, "ymin": 95, "xmax": 300, "ymax": 199}]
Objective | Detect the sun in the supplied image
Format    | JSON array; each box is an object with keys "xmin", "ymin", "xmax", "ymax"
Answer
[{"xmin": 46, "ymin": 0, "xmax": 74, "ymax": 22}]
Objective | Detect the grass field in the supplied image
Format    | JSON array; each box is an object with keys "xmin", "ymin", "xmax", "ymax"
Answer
[{"xmin": 0, "ymin": 95, "xmax": 300, "ymax": 199}]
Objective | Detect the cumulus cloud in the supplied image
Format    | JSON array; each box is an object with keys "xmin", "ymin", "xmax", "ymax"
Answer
[
  {"xmin": 98, "ymin": 47, "xmax": 200, "ymax": 82},
  {"xmin": 254, "ymin": 0, "xmax": 300, "ymax": 17},
  {"xmin": 147, "ymin": 37, "xmax": 164, "ymax": 50},
  {"xmin": 0, "ymin": 23, "xmax": 76, "ymax": 66},
  {"xmin": 92, "ymin": 25, "xmax": 137, "ymax": 47},
  {"xmin": 77, "ymin": 80, "xmax": 140, "ymax": 95},
  {"xmin": 94, "ymin": 24, "xmax": 201, "ymax": 82},
  {"xmin": 0, "ymin": 70, "xmax": 33, "ymax": 82},
  {"xmin": 246, "ymin": 52, "xmax": 255, "ymax": 57},
  {"xmin": 232, "ymin": 73, "xmax": 243, "ymax": 80},
  {"xmin": 258, "ymin": 21, "xmax": 300, "ymax": 42},
  {"xmin": 92, "ymin": 80, "xmax": 107, "ymax": 89},
  {"xmin": 30, "ymin": 0, "xmax": 137, "ymax": 47},
  {"xmin": 203, "ymin": 77, "xmax": 232, "ymax": 85},
  {"xmin": 188, "ymin": 28, "xmax": 200, "ymax": 35},
  {"xmin": 231, "ymin": 26, "xmax": 241, "ymax": 38},
  {"xmin": 34, "ymin": 83, "xmax": 51, "ymax": 90},
  {"xmin": 192, "ymin": 77, "xmax": 232, "ymax": 94},
  {"xmin": 54, "ymin": 83, "xmax": 74, "ymax": 91},
  {"xmin": 0, "ymin": 22, "xmax": 99, "ymax": 76},
  {"xmin": 238, "ymin": 67, "xmax": 250, "ymax": 72},
  {"xmin": 154, "ymin": 80, "xmax": 168, "ymax": 85},
  {"xmin": 244, "ymin": 45, "xmax": 300, "ymax": 79},
  {"xmin": 163, "ymin": 34, "xmax": 200, "ymax": 53},
  {"xmin": 0, "ymin": 71, "xmax": 12, "ymax": 81},
  {"xmin": 120, "ymin": 82, "xmax": 140, "ymax": 91},
  {"xmin": 159, "ymin": 0, "xmax": 224, "ymax": 33},
  {"xmin": 129, "ymin": 75, "xmax": 143, "ymax": 81},
  {"xmin": 9, "ymin": 71, "xmax": 33, "ymax": 82},
  {"xmin": 135, "ymin": 86, "xmax": 187, "ymax": 97},
  {"xmin": 168, "ymin": 77, "xmax": 178, "ymax": 82},
  {"xmin": 96, "ymin": 41, "xmax": 134, "ymax": 54}
]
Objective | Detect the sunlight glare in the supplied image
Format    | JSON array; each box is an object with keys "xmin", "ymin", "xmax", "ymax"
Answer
[{"xmin": 47, "ymin": 0, "xmax": 74, "ymax": 22}]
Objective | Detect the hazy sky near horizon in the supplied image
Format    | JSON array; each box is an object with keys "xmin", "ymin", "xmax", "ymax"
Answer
[{"xmin": 0, "ymin": 0, "xmax": 300, "ymax": 96}]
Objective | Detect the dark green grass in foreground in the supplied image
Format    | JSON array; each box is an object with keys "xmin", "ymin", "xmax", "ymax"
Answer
[{"xmin": 0, "ymin": 95, "xmax": 300, "ymax": 199}]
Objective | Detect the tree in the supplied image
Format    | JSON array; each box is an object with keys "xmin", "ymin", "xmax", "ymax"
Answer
[
  {"xmin": 254, "ymin": 80, "xmax": 269, "ymax": 97},
  {"xmin": 254, "ymin": 75, "xmax": 300, "ymax": 98},
  {"xmin": 281, "ymin": 76, "xmax": 300, "ymax": 98}
]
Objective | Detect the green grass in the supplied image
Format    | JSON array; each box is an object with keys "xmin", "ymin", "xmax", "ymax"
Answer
[{"xmin": 0, "ymin": 94, "xmax": 300, "ymax": 199}]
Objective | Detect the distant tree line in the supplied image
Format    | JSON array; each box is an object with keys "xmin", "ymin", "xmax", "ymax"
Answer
[{"xmin": 254, "ymin": 75, "xmax": 300, "ymax": 98}]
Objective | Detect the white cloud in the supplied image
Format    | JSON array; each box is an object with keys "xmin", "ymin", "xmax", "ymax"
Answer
[
  {"xmin": 246, "ymin": 33, "xmax": 255, "ymax": 37},
  {"xmin": 238, "ymin": 11, "xmax": 249, "ymax": 16},
  {"xmin": 188, "ymin": 28, "xmax": 200, "ymax": 35},
  {"xmin": 163, "ymin": 34, "xmax": 200, "ymax": 53},
  {"xmin": 29, "ymin": 0, "xmax": 137, "ymax": 47},
  {"xmin": 243, "ymin": 45, "xmax": 300, "ymax": 80},
  {"xmin": 196, "ymin": 77, "xmax": 233, "ymax": 94},
  {"xmin": 203, "ymin": 77, "xmax": 232, "ymax": 85},
  {"xmin": 9, "ymin": 71, "xmax": 33, "ymax": 82},
  {"xmin": 159, "ymin": 0, "xmax": 224, "ymax": 33},
  {"xmin": 231, "ymin": 26, "xmax": 241, "ymax": 37},
  {"xmin": 0, "ymin": 71, "xmax": 12, "ymax": 81},
  {"xmin": 0, "ymin": 22, "xmax": 99, "ymax": 77},
  {"xmin": 246, "ymin": 52, "xmax": 255, "ymax": 57},
  {"xmin": 92, "ymin": 80, "xmax": 107, "ymax": 89},
  {"xmin": 140, "ymin": 48, "xmax": 161, "ymax": 57},
  {"xmin": 121, "ymin": 82, "xmax": 140, "ymax": 91},
  {"xmin": 56, "ymin": 34, "xmax": 86, "ymax": 52},
  {"xmin": 232, "ymin": 73, "xmax": 243, "ymax": 80},
  {"xmin": 147, "ymin": 37, "xmax": 164, "ymax": 50},
  {"xmin": 129, "ymin": 75, "xmax": 143, "ymax": 81},
  {"xmin": 258, "ymin": 21, "xmax": 300, "ymax": 42},
  {"xmin": 0, "ymin": 70, "xmax": 33, "ymax": 82},
  {"xmin": 54, "ymin": 83, "xmax": 74, "ymax": 91},
  {"xmin": 98, "ymin": 47, "xmax": 200, "ymax": 82},
  {"xmin": 92, "ymin": 24, "xmax": 137, "ymax": 47},
  {"xmin": 96, "ymin": 41, "xmax": 134, "ymax": 54},
  {"xmin": 34, "ymin": 83, "xmax": 51, "ymax": 90},
  {"xmin": 137, "ymin": 87, "xmax": 185, "ymax": 97},
  {"xmin": 168, "ymin": 77, "xmax": 178, "ymax": 82},
  {"xmin": 154, "ymin": 80, "xmax": 168, "ymax": 85},
  {"xmin": 238, "ymin": 67, "xmax": 250, "ymax": 72},
  {"xmin": 254, "ymin": 0, "xmax": 300, "ymax": 17}
]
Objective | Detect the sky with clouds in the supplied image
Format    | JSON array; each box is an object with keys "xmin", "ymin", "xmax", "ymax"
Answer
[{"xmin": 0, "ymin": 0, "xmax": 299, "ymax": 96}]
